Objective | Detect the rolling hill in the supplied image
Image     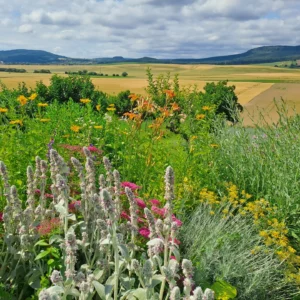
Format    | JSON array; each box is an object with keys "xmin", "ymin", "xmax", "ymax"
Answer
[{"xmin": 1, "ymin": 46, "xmax": 300, "ymax": 65}]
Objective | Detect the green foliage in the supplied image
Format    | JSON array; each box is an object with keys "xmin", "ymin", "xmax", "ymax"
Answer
[
  {"xmin": 181, "ymin": 204, "xmax": 294, "ymax": 299},
  {"xmin": 199, "ymin": 81, "xmax": 243, "ymax": 123},
  {"xmin": 122, "ymin": 71, "xmax": 128, "ymax": 77}
]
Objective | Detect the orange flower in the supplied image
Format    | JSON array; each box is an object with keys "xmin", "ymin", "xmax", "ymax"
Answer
[
  {"xmin": 164, "ymin": 90, "xmax": 175, "ymax": 99},
  {"xmin": 159, "ymin": 107, "xmax": 170, "ymax": 117},
  {"xmin": 18, "ymin": 95, "xmax": 27, "ymax": 106},
  {"xmin": 171, "ymin": 102, "xmax": 180, "ymax": 111},
  {"xmin": 196, "ymin": 114, "xmax": 205, "ymax": 120},
  {"xmin": 124, "ymin": 112, "xmax": 137, "ymax": 120},
  {"xmin": 71, "ymin": 125, "xmax": 80, "ymax": 132},
  {"xmin": 129, "ymin": 94, "xmax": 139, "ymax": 102}
]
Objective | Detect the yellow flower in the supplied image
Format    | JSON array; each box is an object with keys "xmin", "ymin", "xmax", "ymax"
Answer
[
  {"xmin": 210, "ymin": 144, "xmax": 219, "ymax": 148},
  {"xmin": 190, "ymin": 135, "xmax": 197, "ymax": 141},
  {"xmin": 109, "ymin": 103, "xmax": 115, "ymax": 107},
  {"xmin": 202, "ymin": 106, "xmax": 211, "ymax": 111},
  {"xmin": 29, "ymin": 93, "xmax": 37, "ymax": 101},
  {"xmin": 107, "ymin": 107, "xmax": 116, "ymax": 111},
  {"xmin": 18, "ymin": 95, "xmax": 27, "ymax": 106},
  {"xmin": 0, "ymin": 108, "xmax": 8, "ymax": 113},
  {"xmin": 38, "ymin": 103, "xmax": 48, "ymax": 107},
  {"xmin": 209, "ymin": 211, "xmax": 215, "ymax": 215},
  {"xmin": 96, "ymin": 104, "xmax": 101, "ymax": 111},
  {"xmin": 80, "ymin": 98, "xmax": 91, "ymax": 104},
  {"xmin": 196, "ymin": 114, "xmax": 205, "ymax": 120},
  {"xmin": 9, "ymin": 119, "xmax": 23, "ymax": 125},
  {"xmin": 40, "ymin": 119, "xmax": 50, "ymax": 122},
  {"xmin": 71, "ymin": 125, "xmax": 80, "ymax": 132},
  {"xmin": 94, "ymin": 125, "xmax": 103, "ymax": 129}
]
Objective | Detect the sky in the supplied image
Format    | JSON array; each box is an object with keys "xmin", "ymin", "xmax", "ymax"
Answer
[{"xmin": 0, "ymin": 0, "xmax": 300, "ymax": 59}]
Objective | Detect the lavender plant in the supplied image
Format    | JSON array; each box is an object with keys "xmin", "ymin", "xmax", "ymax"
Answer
[{"xmin": 0, "ymin": 148, "xmax": 213, "ymax": 299}]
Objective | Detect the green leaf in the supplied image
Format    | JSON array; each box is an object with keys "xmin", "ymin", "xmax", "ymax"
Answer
[
  {"xmin": 48, "ymin": 286, "xmax": 64, "ymax": 294},
  {"xmin": 93, "ymin": 281, "xmax": 105, "ymax": 300},
  {"xmin": 47, "ymin": 259, "xmax": 55, "ymax": 265},
  {"xmin": 35, "ymin": 249, "xmax": 50, "ymax": 260},
  {"xmin": 211, "ymin": 280, "xmax": 237, "ymax": 300},
  {"xmin": 94, "ymin": 269, "xmax": 104, "ymax": 281},
  {"xmin": 34, "ymin": 240, "xmax": 49, "ymax": 247},
  {"xmin": 49, "ymin": 234, "xmax": 63, "ymax": 245},
  {"xmin": 131, "ymin": 288, "xmax": 147, "ymax": 299},
  {"xmin": 119, "ymin": 244, "xmax": 129, "ymax": 260}
]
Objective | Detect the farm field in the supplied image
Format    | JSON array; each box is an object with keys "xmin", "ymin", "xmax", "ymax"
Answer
[{"xmin": 1, "ymin": 63, "xmax": 300, "ymax": 125}]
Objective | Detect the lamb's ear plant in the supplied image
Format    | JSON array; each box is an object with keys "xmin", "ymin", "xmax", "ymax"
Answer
[{"xmin": 0, "ymin": 148, "xmax": 214, "ymax": 300}]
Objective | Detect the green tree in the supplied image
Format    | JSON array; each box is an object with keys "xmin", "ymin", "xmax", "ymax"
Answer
[
  {"xmin": 122, "ymin": 72, "xmax": 128, "ymax": 77},
  {"xmin": 200, "ymin": 81, "xmax": 243, "ymax": 123}
]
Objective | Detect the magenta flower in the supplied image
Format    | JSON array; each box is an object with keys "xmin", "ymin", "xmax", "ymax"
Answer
[
  {"xmin": 120, "ymin": 211, "xmax": 130, "ymax": 221},
  {"xmin": 88, "ymin": 145, "xmax": 99, "ymax": 152},
  {"xmin": 35, "ymin": 189, "xmax": 41, "ymax": 194},
  {"xmin": 0, "ymin": 212, "xmax": 3, "ymax": 222},
  {"xmin": 139, "ymin": 227, "xmax": 150, "ymax": 238},
  {"xmin": 135, "ymin": 198, "xmax": 146, "ymax": 209},
  {"xmin": 149, "ymin": 199, "xmax": 161, "ymax": 206},
  {"xmin": 151, "ymin": 206, "xmax": 166, "ymax": 217},
  {"xmin": 45, "ymin": 193, "xmax": 54, "ymax": 199},
  {"xmin": 172, "ymin": 215, "xmax": 183, "ymax": 227},
  {"xmin": 121, "ymin": 182, "xmax": 141, "ymax": 191},
  {"xmin": 170, "ymin": 256, "xmax": 177, "ymax": 260},
  {"xmin": 169, "ymin": 237, "xmax": 181, "ymax": 245}
]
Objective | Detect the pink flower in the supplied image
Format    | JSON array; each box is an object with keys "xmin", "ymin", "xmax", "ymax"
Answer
[
  {"xmin": 37, "ymin": 218, "xmax": 61, "ymax": 236},
  {"xmin": 172, "ymin": 215, "xmax": 183, "ymax": 227},
  {"xmin": 45, "ymin": 193, "xmax": 54, "ymax": 199},
  {"xmin": 151, "ymin": 206, "xmax": 166, "ymax": 217},
  {"xmin": 88, "ymin": 145, "xmax": 99, "ymax": 152},
  {"xmin": 0, "ymin": 212, "xmax": 3, "ymax": 222},
  {"xmin": 120, "ymin": 211, "xmax": 130, "ymax": 221},
  {"xmin": 139, "ymin": 227, "xmax": 150, "ymax": 238},
  {"xmin": 170, "ymin": 256, "xmax": 177, "ymax": 260},
  {"xmin": 135, "ymin": 198, "xmax": 146, "ymax": 209},
  {"xmin": 121, "ymin": 182, "xmax": 141, "ymax": 191},
  {"xmin": 169, "ymin": 238, "xmax": 181, "ymax": 245},
  {"xmin": 150, "ymin": 199, "xmax": 161, "ymax": 206},
  {"xmin": 69, "ymin": 201, "xmax": 81, "ymax": 213},
  {"xmin": 35, "ymin": 189, "xmax": 41, "ymax": 194}
]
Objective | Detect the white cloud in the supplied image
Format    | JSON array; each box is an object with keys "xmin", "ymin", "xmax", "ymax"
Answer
[
  {"xmin": 0, "ymin": 0, "xmax": 299, "ymax": 58},
  {"xmin": 18, "ymin": 24, "xmax": 33, "ymax": 33}
]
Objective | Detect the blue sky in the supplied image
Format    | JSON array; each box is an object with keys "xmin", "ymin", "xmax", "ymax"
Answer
[{"xmin": 0, "ymin": 0, "xmax": 299, "ymax": 59}]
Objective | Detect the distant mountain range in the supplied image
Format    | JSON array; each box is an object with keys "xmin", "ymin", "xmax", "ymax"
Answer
[{"xmin": 1, "ymin": 46, "xmax": 300, "ymax": 65}]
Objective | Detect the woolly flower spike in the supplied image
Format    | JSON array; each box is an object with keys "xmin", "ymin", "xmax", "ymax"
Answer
[
  {"xmin": 38, "ymin": 289, "xmax": 60, "ymax": 300},
  {"xmin": 125, "ymin": 187, "xmax": 138, "ymax": 239},
  {"xmin": 50, "ymin": 270, "xmax": 63, "ymax": 285},
  {"xmin": 99, "ymin": 174, "xmax": 106, "ymax": 190},
  {"xmin": 170, "ymin": 286, "xmax": 181, "ymax": 300},
  {"xmin": 182, "ymin": 259, "xmax": 194, "ymax": 278},
  {"xmin": 113, "ymin": 169, "xmax": 121, "ymax": 217},
  {"xmin": 100, "ymin": 188, "xmax": 115, "ymax": 218},
  {"xmin": 144, "ymin": 208, "xmax": 157, "ymax": 239},
  {"xmin": 71, "ymin": 157, "xmax": 84, "ymax": 173},
  {"xmin": 131, "ymin": 259, "xmax": 140, "ymax": 272},
  {"xmin": 83, "ymin": 146, "xmax": 92, "ymax": 159},
  {"xmin": 0, "ymin": 161, "xmax": 10, "ymax": 194},
  {"xmin": 191, "ymin": 287, "xmax": 204, "ymax": 300},
  {"xmin": 103, "ymin": 156, "xmax": 114, "ymax": 191},
  {"xmin": 164, "ymin": 166, "xmax": 175, "ymax": 202},
  {"xmin": 203, "ymin": 289, "xmax": 215, "ymax": 300}
]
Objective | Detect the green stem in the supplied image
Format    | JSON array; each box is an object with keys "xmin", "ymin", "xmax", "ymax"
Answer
[
  {"xmin": 112, "ymin": 224, "xmax": 119, "ymax": 300},
  {"xmin": 159, "ymin": 239, "xmax": 169, "ymax": 300}
]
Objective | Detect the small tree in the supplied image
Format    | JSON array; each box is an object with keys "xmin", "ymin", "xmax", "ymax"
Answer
[{"xmin": 122, "ymin": 71, "xmax": 128, "ymax": 77}]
